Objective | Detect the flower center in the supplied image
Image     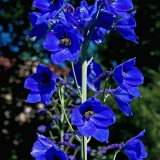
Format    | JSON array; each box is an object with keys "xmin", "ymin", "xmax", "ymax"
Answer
[
  {"xmin": 123, "ymin": 72, "xmax": 127, "ymax": 77},
  {"xmin": 53, "ymin": 155, "xmax": 60, "ymax": 160},
  {"xmin": 60, "ymin": 33, "xmax": 71, "ymax": 46},
  {"xmin": 84, "ymin": 111, "xmax": 95, "ymax": 119},
  {"xmin": 41, "ymin": 73, "xmax": 50, "ymax": 84}
]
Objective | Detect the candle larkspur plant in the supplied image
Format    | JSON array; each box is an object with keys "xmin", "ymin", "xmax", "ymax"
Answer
[{"xmin": 25, "ymin": 0, "xmax": 148, "ymax": 159}]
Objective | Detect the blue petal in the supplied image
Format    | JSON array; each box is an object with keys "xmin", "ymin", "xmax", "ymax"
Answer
[
  {"xmin": 51, "ymin": 49, "xmax": 73, "ymax": 65},
  {"xmin": 26, "ymin": 92, "xmax": 41, "ymax": 103},
  {"xmin": 41, "ymin": 89, "xmax": 54, "ymax": 105},
  {"xmin": 88, "ymin": 0, "xmax": 98, "ymax": 18},
  {"xmin": 37, "ymin": 63, "xmax": 52, "ymax": 75},
  {"xmin": 67, "ymin": 29, "xmax": 84, "ymax": 52},
  {"xmin": 87, "ymin": 60, "xmax": 103, "ymax": 91},
  {"xmin": 31, "ymin": 139, "xmax": 48, "ymax": 158},
  {"xmin": 33, "ymin": 0, "xmax": 51, "ymax": 11},
  {"xmin": 36, "ymin": 12, "xmax": 50, "ymax": 25},
  {"xmin": 116, "ymin": 15, "xmax": 136, "ymax": 29},
  {"xmin": 113, "ymin": 96, "xmax": 133, "ymax": 116},
  {"xmin": 81, "ymin": 0, "xmax": 89, "ymax": 10},
  {"xmin": 110, "ymin": 87, "xmax": 135, "ymax": 103},
  {"xmin": 113, "ymin": 65, "xmax": 123, "ymax": 84},
  {"xmin": 37, "ymin": 133, "xmax": 53, "ymax": 148},
  {"xmin": 93, "ymin": 127, "xmax": 109, "ymax": 143},
  {"xmin": 29, "ymin": 12, "xmax": 40, "ymax": 26},
  {"xmin": 121, "ymin": 83, "xmax": 141, "ymax": 97},
  {"xmin": 123, "ymin": 57, "xmax": 136, "ymax": 69},
  {"xmin": 124, "ymin": 140, "xmax": 147, "ymax": 160},
  {"xmin": 71, "ymin": 107, "xmax": 85, "ymax": 126},
  {"xmin": 116, "ymin": 26, "xmax": 139, "ymax": 44},
  {"xmin": 91, "ymin": 106, "xmax": 116, "ymax": 127},
  {"xmin": 24, "ymin": 74, "xmax": 44, "ymax": 92},
  {"xmin": 78, "ymin": 120, "xmax": 96, "ymax": 137},
  {"xmin": 43, "ymin": 31, "xmax": 63, "ymax": 52},
  {"xmin": 28, "ymin": 22, "xmax": 48, "ymax": 43},
  {"xmin": 126, "ymin": 130, "xmax": 146, "ymax": 143},
  {"xmin": 124, "ymin": 68, "xmax": 144, "ymax": 85},
  {"xmin": 113, "ymin": 0, "xmax": 133, "ymax": 11}
]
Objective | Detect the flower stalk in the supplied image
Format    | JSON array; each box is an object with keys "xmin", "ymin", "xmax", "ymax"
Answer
[{"xmin": 81, "ymin": 40, "xmax": 88, "ymax": 160}]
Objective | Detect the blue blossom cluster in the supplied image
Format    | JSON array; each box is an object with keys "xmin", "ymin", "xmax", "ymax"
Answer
[
  {"xmin": 28, "ymin": 0, "xmax": 139, "ymax": 65},
  {"xmin": 24, "ymin": 0, "xmax": 148, "ymax": 159}
]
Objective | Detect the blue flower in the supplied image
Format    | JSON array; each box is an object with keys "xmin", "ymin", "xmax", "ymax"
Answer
[
  {"xmin": 121, "ymin": 130, "xmax": 148, "ymax": 160},
  {"xmin": 97, "ymin": 130, "xmax": 148, "ymax": 159},
  {"xmin": 110, "ymin": 87, "xmax": 136, "ymax": 116},
  {"xmin": 28, "ymin": 0, "xmax": 64, "ymax": 43},
  {"xmin": 112, "ymin": 12, "xmax": 139, "ymax": 43},
  {"xmin": 69, "ymin": 60, "xmax": 103, "ymax": 91},
  {"xmin": 24, "ymin": 63, "xmax": 56, "ymax": 105},
  {"xmin": 43, "ymin": 22, "xmax": 84, "ymax": 64},
  {"xmin": 112, "ymin": 57, "xmax": 144, "ymax": 97},
  {"xmin": 71, "ymin": 97, "xmax": 116, "ymax": 142},
  {"xmin": 31, "ymin": 133, "xmax": 68, "ymax": 160}
]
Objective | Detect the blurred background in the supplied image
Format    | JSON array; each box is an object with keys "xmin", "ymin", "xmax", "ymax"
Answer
[{"xmin": 1, "ymin": 0, "xmax": 160, "ymax": 159}]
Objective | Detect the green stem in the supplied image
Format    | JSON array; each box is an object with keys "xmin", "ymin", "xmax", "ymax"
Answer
[
  {"xmin": 79, "ymin": 3, "xmax": 104, "ymax": 160},
  {"xmin": 49, "ymin": 130, "xmax": 56, "ymax": 142},
  {"xmin": 81, "ymin": 41, "xmax": 88, "ymax": 160},
  {"xmin": 58, "ymin": 89, "xmax": 81, "ymax": 142},
  {"xmin": 101, "ymin": 79, "xmax": 108, "ymax": 104},
  {"xmin": 60, "ymin": 86, "xmax": 65, "ymax": 143},
  {"xmin": 113, "ymin": 150, "xmax": 120, "ymax": 160},
  {"xmin": 46, "ymin": 111, "xmax": 60, "ymax": 134},
  {"xmin": 71, "ymin": 62, "xmax": 82, "ymax": 97}
]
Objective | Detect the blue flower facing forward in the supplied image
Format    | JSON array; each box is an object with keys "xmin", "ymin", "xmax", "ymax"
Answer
[
  {"xmin": 122, "ymin": 130, "xmax": 148, "ymax": 160},
  {"xmin": 71, "ymin": 97, "xmax": 116, "ymax": 142},
  {"xmin": 43, "ymin": 22, "xmax": 84, "ymax": 64},
  {"xmin": 112, "ymin": 57, "xmax": 144, "ymax": 97},
  {"xmin": 24, "ymin": 63, "xmax": 56, "ymax": 105},
  {"xmin": 31, "ymin": 133, "xmax": 68, "ymax": 160}
]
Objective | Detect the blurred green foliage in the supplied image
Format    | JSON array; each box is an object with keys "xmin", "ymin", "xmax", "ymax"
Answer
[{"xmin": 1, "ymin": 0, "xmax": 160, "ymax": 160}]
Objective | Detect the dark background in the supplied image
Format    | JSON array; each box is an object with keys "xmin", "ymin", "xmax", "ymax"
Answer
[{"xmin": 1, "ymin": 0, "xmax": 160, "ymax": 159}]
